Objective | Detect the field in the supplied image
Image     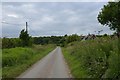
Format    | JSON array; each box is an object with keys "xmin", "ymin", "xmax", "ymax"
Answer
[
  {"xmin": 2, "ymin": 44, "xmax": 55, "ymax": 78},
  {"xmin": 62, "ymin": 37, "xmax": 120, "ymax": 78}
]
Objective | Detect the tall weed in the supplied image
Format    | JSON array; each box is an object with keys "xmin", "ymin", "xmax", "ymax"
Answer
[{"xmin": 63, "ymin": 37, "xmax": 120, "ymax": 78}]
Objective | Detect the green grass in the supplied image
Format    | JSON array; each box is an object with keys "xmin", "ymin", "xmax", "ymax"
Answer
[
  {"xmin": 62, "ymin": 37, "xmax": 120, "ymax": 78},
  {"xmin": 0, "ymin": 38, "xmax": 2, "ymax": 78},
  {"xmin": 2, "ymin": 44, "xmax": 55, "ymax": 78},
  {"xmin": 0, "ymin": 49, "xmax": 1, "ymax": 78}
]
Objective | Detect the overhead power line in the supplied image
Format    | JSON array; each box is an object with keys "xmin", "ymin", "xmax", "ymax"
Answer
[
  {"xmin": 2, "ymin": 21, "xmax": 38, "ymax": 37},
  {"xmin": 1, "ymin": 22, "xmax": 23, "ymax": 25},
  {"xmin": 28, "ymin": 26, "xmax": 38, "ymax": 36}
]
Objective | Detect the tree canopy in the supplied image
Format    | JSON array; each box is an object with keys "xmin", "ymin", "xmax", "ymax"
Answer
[
  {"xmin": 97, "ymin": 1, "xmax": 120, "ymax": 32},
  {"xmin": 19, "ymin": 29, "xmax": 31, "ymax": 47}
]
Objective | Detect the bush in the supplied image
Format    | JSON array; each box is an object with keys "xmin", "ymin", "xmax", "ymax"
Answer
[
  {"xmin": 2, "ymin": 38, "xmax": 22, "ymax": 49},
  {"xmin": 2, "ymin": 44, "xmax": 55, "ymax": 78},
  {"xmin": 62, "ymin": 37, "xmax": 120, "ymax": 78}
]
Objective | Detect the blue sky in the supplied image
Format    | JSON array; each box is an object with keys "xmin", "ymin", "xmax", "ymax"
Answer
[{"xmin": 2, "ymin": 2, "xmax": 115, "ymax": 37}]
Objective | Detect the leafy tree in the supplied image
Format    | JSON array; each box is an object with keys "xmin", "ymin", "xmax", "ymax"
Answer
[
  {"xmin": 103, "ymin": 34, "xmax": 108, "ymax": 37},
  {"xmin": 66, "ymin": 34, "xmax": 80, "ymax": 43},
  {"xmin": 19, "ymin": 29, "xmax": 31, "ymax": 47},
  {"xmin": 59, "ymin": 35, "xmax": 67, "ymax": 47},
  {"xmin": 97, "ymin": 1, "xmax": 120, "ymax": 33}
]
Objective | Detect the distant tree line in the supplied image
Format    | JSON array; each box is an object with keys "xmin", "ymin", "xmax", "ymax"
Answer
[
  {"xmin": 2, "ymin": 29, "xmax": 32, "ymax": 49},
  {"xmin": 2, "ymin": 38, "xmax": 21, "ymax": 49},
  {"xmin": 33, "ymin": 34, "xmax": 80, "ymax": 46},
  {"xmin": 3, "ymin": 31, "xmax": 118, "ymax": 49},
  {"xmin": 33, "ymin": 36, "xmax": 62, "ymax": 45},
  {"xmin": 2, "ymin": 33, "xmax": 81, "ymax": 49}
]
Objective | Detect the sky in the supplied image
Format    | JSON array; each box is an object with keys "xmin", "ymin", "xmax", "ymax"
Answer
[
  {"xmin": 1, "ymin": 0, "xmax": 111, "ymax": 2},
  {"xmin": 2, "ymin": 2, "xmax": 115, "ymax": 38}
]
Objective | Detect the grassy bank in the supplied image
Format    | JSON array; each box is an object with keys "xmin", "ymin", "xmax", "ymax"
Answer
[
  {"xmin": 62, "ymin": 37, "xmax": 120, "ymax": 78},
  {"xmin": 0, "ymin": 38, "xmax": 2, "ymax": 78},
  {"xmin": 2, "ymin": 44, "xmax": 55, "ymax": 78},
  {"xmin": 0, "ymin": 49, "xmax": 1, "ymax": 78}
]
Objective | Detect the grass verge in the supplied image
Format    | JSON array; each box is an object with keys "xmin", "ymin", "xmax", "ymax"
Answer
[
  {"xmin": 62, "ymin": 37, "xmax": 120, "ymax": 78},
  {"xmin": 2, "ymin": 44, "xmax": 55, "ymax": 78}
]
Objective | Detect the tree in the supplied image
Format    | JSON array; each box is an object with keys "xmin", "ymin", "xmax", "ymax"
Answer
[
  {"xmin": 103, "ymin": 34, "xmax": 108, "ymax": 37},
  {"xmin": 19, "ymin": 29, "xmax": 31, "ymax": 47},
  {"xmin": 97, "ymin": 1, "xmax": 120, "ymax": 35},
  {"xmin": 66, "ymin": 34, "xmax": 80, "ymax": 43}
]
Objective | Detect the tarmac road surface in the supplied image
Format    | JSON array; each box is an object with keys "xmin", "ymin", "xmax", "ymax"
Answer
[{"xmin": 17, "ymin": 47, "xmax": 71, "ymax": 78}]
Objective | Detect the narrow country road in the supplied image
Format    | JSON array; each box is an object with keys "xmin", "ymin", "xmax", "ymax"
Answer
[{"xmin": 17, "ymin": 47, "xmax": 71, "ymax": 78}]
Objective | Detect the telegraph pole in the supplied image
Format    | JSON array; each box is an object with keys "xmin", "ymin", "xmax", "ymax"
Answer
[{"xmin": 26, "ymin": 22, "xmax": 28, "ymax": 32}]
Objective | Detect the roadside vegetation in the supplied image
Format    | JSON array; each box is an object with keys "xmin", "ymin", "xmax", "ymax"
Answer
[
  {"xmin": 62, "ymin": 2, "xmax": 120, "ymax": 77},
  {"xmin": 62, "ymin": 1, "xmax": 120, "ymax": 78},
  {"xmin": 1, "ymin": 1, "xmax": 120, "ymax": 79},
  {"xmin": 0, "ymin": 38, "xmax": 2, "ymax": 78},
  {"xmin": 62, "ymin": 37, "xmax": 120, "ymax": 78},
  {"xmin": 2, "ymin": 44, "xmax": 55, "ymax": 78}
]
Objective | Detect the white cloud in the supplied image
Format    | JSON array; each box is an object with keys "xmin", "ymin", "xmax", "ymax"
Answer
[
  {"xmin": 41, "ymin": 16, "xmax": 54, "ymax": 23},
  {"xmin": 62, "ymin": 9, "xmax": 76, "ymax": 15},
  {"xmin": 0, "ymin": 3, "xmax": 2, "ymax": 37},
  {"xmin": 2, "ymin": 2, "xmax": 114, "ymax": 37},
  {"xmin": 7, "ymin": 14, "xmax": 19, "ymax": 18},
  {"xmin": 2, "ymin": 0, "xmax": 109, "ymax": 2}
]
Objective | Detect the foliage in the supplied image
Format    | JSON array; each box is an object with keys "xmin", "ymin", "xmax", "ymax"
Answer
[
  {"xmin": 33, "ymin": 34, "xmax": 81, "ymax": 46},
  {"xmin": 66, "ymin": 34, "xmax": 80, "ymax": 43},
  {"xmin": 33, "ymin": 36, "xmax": 62, "ymax": 45},
  {"xmin": 59, "ymin": 35, "xmax": 67, "ymax": 47},
  {"xmin": 62, "ymin": 37, "xmax": 120, "ymax": 78},
  {"xmin": 0, "ymin": 38, "xmax": 2, "ymax": 49},
  {"xmin": 2, "ymin": 29, "xmax": 32, "ymax": 49},
  {"xmin": 2, "ymin": 44, "xmax": 55, "ymax": 78},
  {"xmin": 19, "ymin": 29, "xmax": 32, "ymax": 47},
  {"xmin": 2, "ymin": 33, "xmax": 81, "ymax": 49},
  {"xmin": 97, "ymin": 2, "xmax": 120, "ymax": 32},
  {"xmin": 2, "ymin": 38, "xmax": 22, "ymax": 49}
]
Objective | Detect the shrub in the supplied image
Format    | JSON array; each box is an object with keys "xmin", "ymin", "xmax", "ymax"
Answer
[{"xmin": 63, "ymin": 37, "xmax": 120, "ymax": 78}]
